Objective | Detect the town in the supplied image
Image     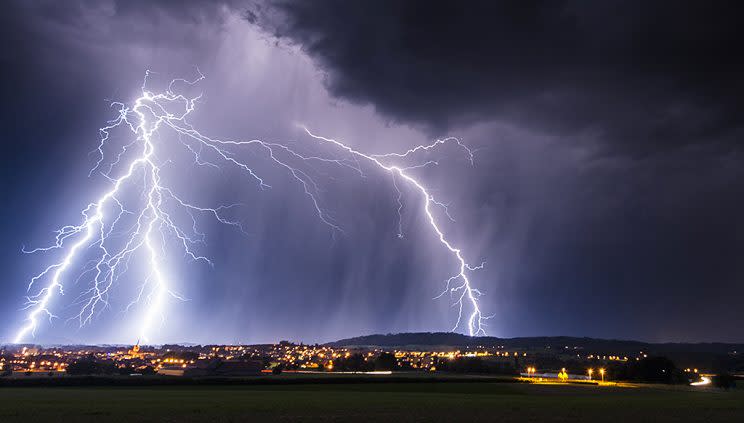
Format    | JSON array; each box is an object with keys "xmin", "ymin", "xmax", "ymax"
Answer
[{"xmin": 1, "ymin": 338, "xmax": 731, "ymax": 387}]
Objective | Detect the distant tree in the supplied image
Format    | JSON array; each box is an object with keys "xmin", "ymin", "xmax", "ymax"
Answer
[
  {"xmin": 375, "ymin": 352, "xmax": 397, "ymax": 371},
  {"xmin": 66, "ymin": 358, "xmax": 98, "ymax": 375},
  {"xmin": 140, "ymin": 366, "xmax": 156, "ymax": 375},
  {"xmin": 272, "ymin": 364, "xmax": 284, "ymax": 375},
  {"xmin": 615, "ymin": 356, "xmax": 686, "ymax": 384},
  {"xmin": 97, "ymin": 361, "xmax": 118, "ymax": 375},
  {"xmin": 438, "ymin": 357, "xmax": 485, "ymax": 374},
  {"xmin": 713, "ymin": 373, "xmax": 736, "ymax": 390},
  {"xmin": 260, "ymin": 356, "xmax": 273, "ymax": 368},
  {"xmin": 335, "ymin": 353, "xmax": 370, "ymax": 372},
  {"xmin": 118, "ymin": 365, "xmax": 134, "ymax": 376},
  {"xmin": 1, "ymin": 362, "xmax": 11, "ymax": 377},
  {"xmin": 711, "ymin": 355, "xmax": 744, "ymax": 378}
]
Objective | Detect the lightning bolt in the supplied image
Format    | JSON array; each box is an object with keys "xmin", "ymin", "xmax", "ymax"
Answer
[
  {"xmin": 14, "ymin": 70, "xmax": 491, "ymax": 344},
  {"xmin": 300, "ymin": 129, "xmax": 491, "ymax": 336}
]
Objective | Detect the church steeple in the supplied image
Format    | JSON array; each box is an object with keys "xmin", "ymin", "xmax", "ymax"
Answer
[{"xmin": 128, "ymin": 340, "xmax": 141, "ymax": 358}]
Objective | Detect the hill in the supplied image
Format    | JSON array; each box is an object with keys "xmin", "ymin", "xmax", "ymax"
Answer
[{"xmin": 327, "ymin": 332, "xmax": 743, "ymax": 355}]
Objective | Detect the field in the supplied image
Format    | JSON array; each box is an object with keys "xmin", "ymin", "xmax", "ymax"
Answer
[{"xmin": 0, "ymin": 377, "xmax": 742, "ymax": 422}]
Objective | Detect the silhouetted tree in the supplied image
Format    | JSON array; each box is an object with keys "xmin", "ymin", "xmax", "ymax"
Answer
[
  {"xmin": 615, "ymin": 356, "xmax": 686, "ymax": 384},
  {"xmin": 713, "ymin": 373, "xmax": 736, "ymax": 390},
  {"xmin": 117, "ymin": 365, "xmax": 134, "ymax": 376},
  {"xmin": 140, "ymin": 366, "xmax": 156, "ymax": 375},
  {"xmin": 272, "ymin": 364, "xmax": 284, "ymax": 375},
  {"xmin": 335, "ymin": 353, "xmax": 370, "ymax": 372},
  {"xmin": 434, "ymin": 357, "xmax": 517, "ymax": 375},
  {"xmin": 375, "ymin": 352, "xmax": 397, "ymax": 371},
  {"xmin": 97, "ymin": 360, "xmax": 118, "ymax": 375},
  {"xmin": 66, "ymin": 358, "xmax": 98, "ymax": 375}
]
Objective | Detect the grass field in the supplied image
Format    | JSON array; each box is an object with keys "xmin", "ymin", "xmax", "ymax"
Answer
[{"xmin": 1, "ymin": 378, "xmax": 742, "ymax": 422}]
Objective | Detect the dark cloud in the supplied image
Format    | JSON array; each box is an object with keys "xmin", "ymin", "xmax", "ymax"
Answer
[
  {"xmin": 1, "ymin": 0, "xmax": 743, "ymax": 344},
  {"xmin": 253, "ymin": 0, "xmax": 744, "ymax": 156},
  {"xmin": 246, "ymin": 0, "xmax": 744, "ymax": 343}
]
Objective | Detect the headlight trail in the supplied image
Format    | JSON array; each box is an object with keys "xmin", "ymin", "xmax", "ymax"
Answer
[
  {"xmin": 14, "ymin": 71, "xmax": 491, "ymax": 343},
  {"xmin": 690, "ymin": 376, "xmax": 711, "ymax": 386}
]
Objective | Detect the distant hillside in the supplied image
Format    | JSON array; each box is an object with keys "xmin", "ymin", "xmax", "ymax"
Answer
[{"xmin": 327, "ymin": 332, "xmax": 743, "ymax": 355}]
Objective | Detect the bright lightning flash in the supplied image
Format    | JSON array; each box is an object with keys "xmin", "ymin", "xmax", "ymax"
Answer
[
  {"xmin": 300, "ymin": 129, "xmax": 492, "ymax": 335},
  {"xmin": 14, "ymin": 71, "xmax": 491, "ymax": 343}
]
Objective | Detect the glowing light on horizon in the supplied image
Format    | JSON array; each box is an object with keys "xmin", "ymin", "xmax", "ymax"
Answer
[
  {"xmin": 13, "ymin": 70, "xmax": 491, "ymax": 343},
  {"xmin": 690, "ymin": 376, "xmax": 711, "ymax": 386}
]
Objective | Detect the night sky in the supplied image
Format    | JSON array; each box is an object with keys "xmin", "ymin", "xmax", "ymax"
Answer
[{"xmin": 1, "ymin": 0, "xmax": 743, "ymax": 345}]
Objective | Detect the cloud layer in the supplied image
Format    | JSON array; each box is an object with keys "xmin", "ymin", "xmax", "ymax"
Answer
[
  {"xmin": 255, "ymin": 0, "xmax": 744, "ymax": 156},
  {"xmin": 1, "ymin": 0, "xmax": 743, "ymax": 344}
]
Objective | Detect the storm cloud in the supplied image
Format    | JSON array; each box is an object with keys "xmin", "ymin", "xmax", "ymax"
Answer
[
  {"xmin": 247, "ymin": 0, "xmax": 744, "ymax": 342},
  {"xmin": 1, "ymin": 1, "xmax": 743, "ymax": 344},
  {"xmin": 253, "ymin": 0, "xmax": 744, "ymax": 156}
]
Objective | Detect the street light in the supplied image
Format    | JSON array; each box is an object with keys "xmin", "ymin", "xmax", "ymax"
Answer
[
  {"xmin": 588, "ymin": 368, "xmax": 593, "ymax": 380},
  {"xmin": 599, "ymin": 368, "xmax": 605, "ymax": 383}
]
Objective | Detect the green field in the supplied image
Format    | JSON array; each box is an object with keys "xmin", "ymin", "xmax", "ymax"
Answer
[{"xmin": 1, "ymin": 379, "xmax": 742, "ymax": 422}]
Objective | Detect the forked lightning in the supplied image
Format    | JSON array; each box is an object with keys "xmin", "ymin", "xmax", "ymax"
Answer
[{"xmin": 14, "ymin": 71, "xmax": 491, "ymax": 343}]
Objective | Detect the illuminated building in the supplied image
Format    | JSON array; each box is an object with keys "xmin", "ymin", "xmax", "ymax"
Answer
[{"xmin": 127, "ymin": 342, "xmax": 143, "ymax": 359}]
